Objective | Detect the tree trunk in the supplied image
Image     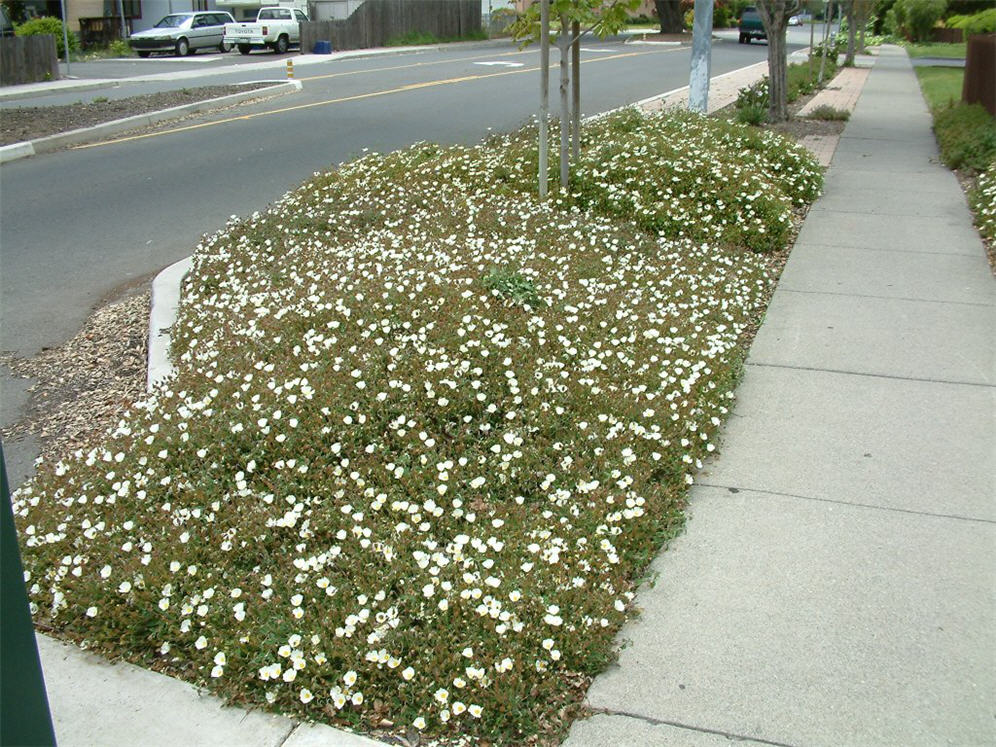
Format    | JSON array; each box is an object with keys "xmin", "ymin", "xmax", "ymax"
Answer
[
  {"xmin": 757, "ymin": 0, "xmax": 790, "ymax": 123},
  {"xmin": 539, "ymin": 0, "xmax": 549, "ymax": 200},
  {"xmin": 571, "ymin": 20, "xmax": 580, "ymax": 164},
  {"xmin": 767, "ymin": 25, "xmax": 788, "ymax": 122},
  {"xmin": 558, "ymin": 12, "xmax": 570, "ymax": 191},
  {"xmin": 857, "ymin": 0, "xmax": 868, "ymax": 53},
  {"xmin": 818, "ymin": 0, "xmax": 832, "ymax": 84},
  {"xmin": 844, "ymin": 0, "xmax": 856, "ymax": 66},
  {"xmin": 654, "ymin": 0, "xmax": 683, "ymax": 33}
]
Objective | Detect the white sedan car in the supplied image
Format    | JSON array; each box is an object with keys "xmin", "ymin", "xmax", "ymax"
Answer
[{"xmin": 129, "ymin": 11, "xmax": 236, "ymax": 57}]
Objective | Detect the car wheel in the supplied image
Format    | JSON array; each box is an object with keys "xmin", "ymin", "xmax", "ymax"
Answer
[
  {"xmin": 175, "ymin": 37, "xmax": 189, "ymax": 56},
  {"xmin": 219, "ymin": 41, "xmax": 232, "ymax": 53},
  {"xmin": 138, "ymin": 50, "xmax": 151, "ymax": 57},
  {"xmin": 238, "ymin": 44, "xmax": 251, "ymax": 55},
  {"xmin": 274, "ymin": 34, "xmax": 288, "ymax": 54}
]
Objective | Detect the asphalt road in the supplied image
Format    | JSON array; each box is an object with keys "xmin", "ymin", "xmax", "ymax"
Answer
[{"xmin": 0, "ymin": 31, "xmax": 814, "ymax": 482}]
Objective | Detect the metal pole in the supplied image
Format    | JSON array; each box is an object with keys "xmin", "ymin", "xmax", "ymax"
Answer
[
  {"xmin": 539, "ymin": 0, "xmax": 549, "ymax": 200},
  {"xmin": 117, "ymin": 0, "xmax": 128, "ymax": 39},
  {"xmin": 558, "ymin": 10, "xmax": 569, "ymax": 191},
  {"xmin": 688, "ymin": 0, "xmax": 714, "ymax": 113},
  {"xmin": 809, "ymin": 0, "xmax": 815, "ymax": 78},
  {"xmin": 59, "ymin": 0, "xmax": 70, "ymax": 76},
  {"xmin": 1, "ymin": 444, "xmax": 57, "ymax": 747}
]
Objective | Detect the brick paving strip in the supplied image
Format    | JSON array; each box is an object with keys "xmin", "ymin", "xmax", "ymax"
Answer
[{"xmin": 798, "ymin": 66, "xmax": 873, "ymax": 165}]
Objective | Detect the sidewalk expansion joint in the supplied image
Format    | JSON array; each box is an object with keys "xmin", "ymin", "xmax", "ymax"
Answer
[
  {"xmin": 745, "ymin": 362, "xmax": 994, "ymax": 389},
  {"xmin": 588, "ymin": 707, "xmax": 798, "ymax": 746},
  {"xmin": 808, "ymin": 206, "xmax": 956, "ymax": 219},
  {"xmin": 698, "ymin": 483, "xmax": 996, "ymax": 526},
  {"xmin": 792, "ymin": 242, "xmax": 982, "ymax": 258},
  {"xmin": 779, "ymin": 288, "xmax": 995, "ymax": 308}
]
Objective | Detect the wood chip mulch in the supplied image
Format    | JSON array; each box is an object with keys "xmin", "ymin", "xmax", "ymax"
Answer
[{"xmin": 1, "ymin": 290, "xmax": 150, "ymax": 468}]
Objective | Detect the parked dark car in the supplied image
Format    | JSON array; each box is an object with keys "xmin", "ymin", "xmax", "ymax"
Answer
[
  {"xmin": 738, "ymin": 6, "xmax": 767, "ymax": 44},
  {"xmin": 129, "ymin": 11, "xmax": 235, "ymax": 57}
]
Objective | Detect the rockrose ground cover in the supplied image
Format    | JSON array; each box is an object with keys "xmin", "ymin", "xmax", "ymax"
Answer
[{"xmin": 14, "ymin": 108, "xmax": 822, "ymax": 743}]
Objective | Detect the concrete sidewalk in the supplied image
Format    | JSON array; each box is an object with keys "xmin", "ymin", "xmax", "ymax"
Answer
[{"xmin": 566, "ymin": 45, "xmax": 995, "ymax": 746}]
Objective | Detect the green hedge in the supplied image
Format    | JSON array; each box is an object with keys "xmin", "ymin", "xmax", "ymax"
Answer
[{"xmin": 946, "ymin": 8, "xmax": 996, "ymax": 36}]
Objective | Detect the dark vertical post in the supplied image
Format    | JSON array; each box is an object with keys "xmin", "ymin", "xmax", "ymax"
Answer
[
  {"xmin": 1, "ymin": 443, "xmax": 57, "ymax": 746},
  {"xmin": 558, "ymin": 10, "xmax": 569, "ymax": 191}
]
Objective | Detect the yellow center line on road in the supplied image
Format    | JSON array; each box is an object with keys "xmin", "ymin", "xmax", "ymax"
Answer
[
  {"xmin": 298, "ymin": 47, "xmax": 534, "ymax": 82},
  {"xmin": 74, "ymin": 48, "xmax": 671, "ymax": 150}
]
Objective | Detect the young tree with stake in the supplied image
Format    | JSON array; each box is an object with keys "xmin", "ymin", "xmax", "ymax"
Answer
[{"xmin": 512, "ymin": 0, "xmax": 639, "ymax": 197}]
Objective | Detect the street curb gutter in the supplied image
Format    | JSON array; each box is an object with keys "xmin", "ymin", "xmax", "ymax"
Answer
[{"xmin": 0, "ymin": 79, "xmax": 301, "ymax": 164}]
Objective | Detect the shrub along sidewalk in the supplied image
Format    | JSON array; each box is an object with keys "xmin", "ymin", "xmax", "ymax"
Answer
[{"xmin": 13, "ymin": 109, "xmax": 822, "ymax": 744}]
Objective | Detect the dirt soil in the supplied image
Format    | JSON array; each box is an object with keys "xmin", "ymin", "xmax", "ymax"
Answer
[{"xmin": 0, "ymin": 82, "xmax": 277, "ymax": 146}]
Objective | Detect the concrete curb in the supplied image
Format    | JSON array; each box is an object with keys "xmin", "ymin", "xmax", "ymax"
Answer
[
  {"xmin": 147, "ymin": 255, "xmax": 193, "ymax": 391},
  {"xmin": 0, "ymin": 80, "xmax": 301, "ymax": 164}
]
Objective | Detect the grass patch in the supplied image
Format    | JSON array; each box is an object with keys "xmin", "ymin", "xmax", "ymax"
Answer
[
  {"xmin": 904, "ymin": 41, "xmax": 967, "ymax": 58},
  {"xmin": 806, "ymin": 104, "xmax": 850, "ymax": 121},
  {"xmin": 915, "ymin": 65, "xmax": 964, "ymax": 111},
  {"xmin": 14, "ymin": 109, "xmax": 822, "ymax": 745}
]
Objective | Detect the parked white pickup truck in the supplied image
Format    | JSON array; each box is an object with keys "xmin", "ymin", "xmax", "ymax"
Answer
[{"xmin": 223, "ymin": 6, "xmax": 309, "ymax": 55}]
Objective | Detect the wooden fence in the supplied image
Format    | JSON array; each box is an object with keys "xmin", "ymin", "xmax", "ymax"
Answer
[
  {"xmin": 963, "ymin": 33, "xmax": 995, "ymax": 117},
  {"xmin": 930, "ymin": 27, "xmax": 964, "ymax": 44},
  {"xmin": 0, "ymin": 35, "xmax": 59, "ymax": 87},
  {"xmin": 302, "ymin": 0, "xmax": 480, "ymax": 53}
]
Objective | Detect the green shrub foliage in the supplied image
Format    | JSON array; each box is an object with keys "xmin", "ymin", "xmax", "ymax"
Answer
[
  {"xmin": 892, "ymin": 0, "xmax": 947, "ymax": 40},
  {"xmin": 15, "ymin": 15, "xmax": 78, "ymax": 56},
  {"xmin": 934, "ymin": 103, "xmax": 996, "ymax": 172}
]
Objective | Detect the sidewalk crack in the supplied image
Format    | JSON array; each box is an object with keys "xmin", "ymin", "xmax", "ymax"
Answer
[
  {"xmin": 697, "ymin": 483, "xmax": 996, "ymax": 526},
  {"xmin": 275, "ymin": 723, "xmax": 299, "ymax": 747},
  {"xmin": 587, "ymin": 707, "xmax": 798, "ymax": 746},
  {"xmin": 745, "ymin": 362, "xmax": 993, "ymax": 389},
  {"xmin": 789, "ymin": 242, "xmax": 979, "ymax": 258},
  {"xmin": 778, "ymin": 288, "xmax": 995, "ymax": 308}
]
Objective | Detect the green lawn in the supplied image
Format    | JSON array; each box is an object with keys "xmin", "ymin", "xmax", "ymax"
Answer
[
  {"xmin": 905, "ymin": 42, "xmax": 967, "ymax": 59},
  {"xmin": 915, "ymin": 66, "xmax": 965, "ymax": 111}
]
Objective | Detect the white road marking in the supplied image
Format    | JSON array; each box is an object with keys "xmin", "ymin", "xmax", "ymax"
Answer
[{"xmin": 473, "ymin": 61, "xmax": 525, "ymax": 67}]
